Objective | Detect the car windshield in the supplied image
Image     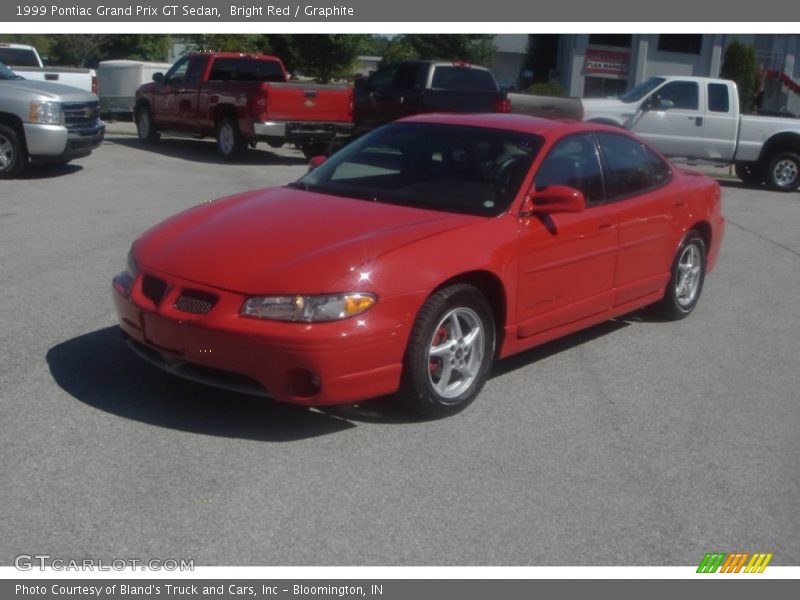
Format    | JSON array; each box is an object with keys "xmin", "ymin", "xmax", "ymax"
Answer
[
  {"xmin": 619, "ymin": 76, "xmax": 665, "ymax": 103},
  {"xmin": 0, "ymin": 60, "xmax": 23, "ymax": 80},
  {"xmin": 290, "ymin": 122, "xmax": 543, "ymax": 216}
]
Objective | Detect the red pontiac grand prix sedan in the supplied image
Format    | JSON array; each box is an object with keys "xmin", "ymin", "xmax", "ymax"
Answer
[{"xmin": 113, "ymin": 114, "xmax": 725, "ymax": 417}]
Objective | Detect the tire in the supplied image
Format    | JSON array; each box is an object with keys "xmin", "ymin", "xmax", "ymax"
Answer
[
  {"xmin": 216, "ymin": 117, "xmax": 245, "ymax": 160},
  {"xmin": 652, "ymin": 231, "xmax": 707, "ymax": 320},
  {"xmin": 763, "ymin": 151, "xmax": 800, "ymax": 192},
  {"xmin": 301, "ymin": 142, "xmax": 328, "ymax": 160},
  {"xmin": 0, "ymin": 123, "xmax": 27, "ymax": 178},
  {"xmin": 734, "ymin": 162, "xmax": 763, "ymax": 186},
  {"xmin": 397, "ymin": 284, "xmax": 496, "ymax": 418},
  {"xmin": 135, "ymin": 105, "xmax": 160, "ymax": 144}
]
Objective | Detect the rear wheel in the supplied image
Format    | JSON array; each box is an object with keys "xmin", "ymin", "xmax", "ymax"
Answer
[
  {"xmin": 652, "ymin": 231, "xmax": 707, "ymax": 320},
  {"xmin": 0, "ymin": 124, "xmax": 27, "ymax": 178},
  {"xmin": 300, "ymin": 142, "xmax": 329, "ymax": 160},
  {"xmin": 135, "ymin": 105, "xmax": 160, "ymax": 143},
  {"xmin": 216, "ymin": 117, "xmax": 245, "ymax": 160},
  {"xmin": 398, "ymin": 284, "xmax": 495, "ymax": 418},
  {"xmin": 734, "ymin": 162, "xmax": 763, "ymax": 186},
  {"xmin": 763, "ymin": 151, "xmax": 800, "ymax": 191}
]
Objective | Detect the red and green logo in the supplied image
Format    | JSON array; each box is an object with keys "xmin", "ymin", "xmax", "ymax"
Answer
[{"xmin": 697, "ymin": 552, "xmax": 773, "ymax": 573}]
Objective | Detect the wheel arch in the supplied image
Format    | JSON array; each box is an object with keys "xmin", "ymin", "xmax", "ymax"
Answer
[
  {"xmin": 430, "ymin": 270, "xmax": 508, "ymax": 351},
  {"xmin": 688, "ymin": 221, "xmax": 712, "ymax": 254},
  {"xmin": 0, "ymin": 112, "xmax": 26, "ymax": 150},
  {"xmin": 213, "ymin": 103, "xmax": 238, "ymax": 126},
  {"xmin": 758, "ymin": 132, "xmax": 800, "ymax": 163}
]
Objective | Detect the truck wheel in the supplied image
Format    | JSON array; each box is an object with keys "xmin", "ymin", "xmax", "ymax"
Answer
[
  {"xmin": 135, "ymin": 105, "xmax": 160, "ymax": 144},
  {"xmin": 763, "ymin": 152, "xmax": 800, "ymax": 191},
  {"xmin": 397, "ymin": 284, "xmax": 495, "ymax": 418},
  {"xmin": 216, "ymin": 117, "xmax": 245, "ymax": 160},
  {"xmin": 301, "ymin": 142, "xmax": 328, "ymax": 160},
  {"xmin": 0, "ymin": 124, "xmax": 27, "ymax": 178},
  {"xmin": 734, "ymin": 162, "xmax": 763, "ymax": 186}
]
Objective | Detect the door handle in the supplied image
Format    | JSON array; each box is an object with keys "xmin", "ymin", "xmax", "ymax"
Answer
[
  {"xmin": 688, "ymin": 116, "xmax": 704, "ymax": 126},
  {"xmin": 598, "ymin": 223, "xmax": 614, "ymax": 230}
]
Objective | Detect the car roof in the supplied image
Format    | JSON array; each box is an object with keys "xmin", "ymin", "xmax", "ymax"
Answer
[{"xmin": 398, "ymin": 112, "xmax": 623, "ymax": 138}]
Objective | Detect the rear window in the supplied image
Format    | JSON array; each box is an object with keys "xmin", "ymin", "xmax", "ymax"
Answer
[
  {"xmin": 208, "ymin": 58, "xmax": 284, "ymax": 82},
  {"xmin": 431, "ymin": 67, "xmax": 498, "ymax": 92},
  {"xmin": 708, "ymin": 83, "xmax": 730, "ymax": 113},
  {"xmin": 0, "ymin": 48, "xmax": 39, "ymax": 67}
]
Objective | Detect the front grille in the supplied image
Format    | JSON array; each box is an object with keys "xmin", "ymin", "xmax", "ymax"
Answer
[
  {"xmin": 174, "ymin": 289, "xmax": 219, "ymax": 315},
  {"xmin": 141, "ymin": 275, "xmax": 168, "ymax": 306},
  {"xmin": 63, "ymin": 101, "xmax": 101, "ymax": 131}
]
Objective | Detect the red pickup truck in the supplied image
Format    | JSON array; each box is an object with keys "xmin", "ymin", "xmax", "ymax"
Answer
[{"xmin": 134, "ymin": 52, "xmax": 354, "ymax": 159}]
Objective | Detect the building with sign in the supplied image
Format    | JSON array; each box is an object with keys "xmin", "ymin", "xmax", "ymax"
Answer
[{"xmin": 520, "ymin": 34, "xmax": 800, "ymax": 116}]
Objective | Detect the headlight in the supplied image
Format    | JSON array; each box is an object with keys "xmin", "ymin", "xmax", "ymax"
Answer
[
  {"xmin": 241, "ymin": 293, "xmax": 377, "ymax": 323},
  {"xmin": 29, "ymin": 101, "xmax": 63, "ymax": 125}
]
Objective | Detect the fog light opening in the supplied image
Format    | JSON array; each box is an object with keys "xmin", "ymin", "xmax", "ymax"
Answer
[{"xmin": 286, "ymin": 368, "xmax": 322, "ymax": 398}]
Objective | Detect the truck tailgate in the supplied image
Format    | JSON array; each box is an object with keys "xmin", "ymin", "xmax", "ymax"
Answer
[
  {"xmin": 420, "ymin": 89, "xmax": 507, "ymax": 113},
  {"xmin": 265, "ymin": 83, "xmax": 352, "ymax": 122}
]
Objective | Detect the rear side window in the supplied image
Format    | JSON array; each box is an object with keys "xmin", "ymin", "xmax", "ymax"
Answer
[
  {"xmin": 208, "ymin": 58, "xmax": 285, "ymax": 82},
  {"xmin": 534, "ymin": 133, "xmax": 604, "ymax": 204},
  {"xmin": 597, "ymin": 133, "xmax": 672, "ymax": 200},
  {"xmin": 431, "ymin": 67, "xmax": 498, "ymax": 91},
  {"xmin": 708, "ymin": 83, "xmax": 730, "ymax": 113}
]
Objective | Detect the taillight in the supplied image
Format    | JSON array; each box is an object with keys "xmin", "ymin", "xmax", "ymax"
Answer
[
  {"xmin": 492, "ymin": 97, "xmax": 511, "ymax": 113},
  {"xmin": 252, "ymin": 83, "xmax": 269, "ymax": 121},
  {"xmin": 347, "ymin": 90, "xmax": 354, "ymax": 121},
  {"xmin": 92, "ymin": 75, "xmax": 98, "ymax": 95}
]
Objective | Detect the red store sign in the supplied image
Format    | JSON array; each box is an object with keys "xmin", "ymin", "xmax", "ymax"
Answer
[{"xmin": 584, "ymin": 49, "xmax": 630, "ymax": 75}]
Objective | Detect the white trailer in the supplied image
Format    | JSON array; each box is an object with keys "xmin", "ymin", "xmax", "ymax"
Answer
[{"xmin": 98, "ymin": 60, "xmax": 172, "ymax": 115}]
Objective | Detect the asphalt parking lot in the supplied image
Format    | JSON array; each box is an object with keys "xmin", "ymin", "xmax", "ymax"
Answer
[{"xmin": 1, "ymin": 129, "xmax": 798, "ymax": 566}]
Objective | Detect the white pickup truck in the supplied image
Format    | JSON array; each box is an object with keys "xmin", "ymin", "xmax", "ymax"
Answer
[
  {"xmin": 582, "ymin": 75, "xmax": 800, "ymax": 191},
  {"xmin": 0, "ymin": 43, "xmax": 97, "ymax": 95}
]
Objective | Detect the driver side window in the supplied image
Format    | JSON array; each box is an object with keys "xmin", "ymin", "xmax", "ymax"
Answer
[
  {"xmin": 655, "ymin": 81, "xmax": 699, "ymax": 110},
  {"xmin": 165, "ymin": 56, "xmax": 190, "ymax": 84},
  {"xmin": 534, "ymin": 133, "xmax": 604, "ymax": 204}
]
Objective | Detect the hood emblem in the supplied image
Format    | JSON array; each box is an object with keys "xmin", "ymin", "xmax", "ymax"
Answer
[{"xmin": 304, "ymin": 99, "xmax": 316, "ymax": 108}]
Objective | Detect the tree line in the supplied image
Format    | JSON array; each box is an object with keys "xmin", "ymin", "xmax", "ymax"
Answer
[{"xmin": 1, "ymin": 34, "xmax": 497, "ymax": 83}]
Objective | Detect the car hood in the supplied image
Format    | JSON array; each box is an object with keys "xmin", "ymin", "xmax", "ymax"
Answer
[
  {"xmin": 134, "ymin": 186, "xmax": 482, "ymax": 294},
  {"xmin": 0, "ymin": 78, "xmax": 97, "ymax": 102}
]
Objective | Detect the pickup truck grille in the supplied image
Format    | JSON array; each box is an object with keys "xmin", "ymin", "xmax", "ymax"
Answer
[{"xmin": 63, "ymin": 101, "xmax": 101, "ymax": 131}]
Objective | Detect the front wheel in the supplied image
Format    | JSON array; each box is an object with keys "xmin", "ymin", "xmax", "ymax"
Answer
[
  {"xmin": 763, "ymin": 152, "xmax": 800, "ymax": 191},
  {"xmin": 135, "ymin": 105, "xmax": 160, "ymax": 144},
  {"xmin": 0, "ymin": 123, "xmax": 27, "ymax": 178},
  {"xmin": 652, "ymin": 231, "xmax": 707, "ymax": 320},
  {"xmin": 398, "ymin": 284, "xmax": 495, "ymax": 418}
]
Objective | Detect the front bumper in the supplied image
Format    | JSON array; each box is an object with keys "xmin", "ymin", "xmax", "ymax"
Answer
[
  {"xmin": 252, "ymin": 120, "xmax": 353, "ymax": 144},
  {"xmin": 24, "ymin": 121, "xmax": 105, "ymax": 161},
  {"xmin": 112, "ymin": 266, "xmax": 414, "ymax": 405}
]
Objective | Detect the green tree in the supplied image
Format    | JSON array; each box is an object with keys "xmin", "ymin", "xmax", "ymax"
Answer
[
  {"xmin": 185, "ymin": 34, "xmax": 271, "ymax": 55},
  {"xmin": 290, "ymin": 34, "xmax": 369, "ymax": 82},
  {"xmin": 103, "ymin": 35, "xmax": 171, "ymax": 62},
  {"xmin": 48, "ymin": 35, "xmax": 109, "ymax": 67},
  {"xmin": 383, "ymin": 35, "xmax": 496, "ymax": 66},
  {"xmin": 721, "ymin": 39, "xmax": 760, "ymax": 113}
]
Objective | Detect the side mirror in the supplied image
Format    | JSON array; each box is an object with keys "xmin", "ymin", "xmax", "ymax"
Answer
[
  {"xmin": 521, "ymin": 185, "xmax": 585, "ymax": 215},
  {"xmin": 152, "ymin": 72, "xmax": 164, "ymax": 83},
  {"xmin": 308, "ymin": 155, "xmax": 327, "ymax": 172}
]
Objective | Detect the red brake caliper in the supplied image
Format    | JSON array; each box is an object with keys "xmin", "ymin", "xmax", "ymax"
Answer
[{"xmin": 429, "ymin": 326, "xmax": 448, "ymax": 372}]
